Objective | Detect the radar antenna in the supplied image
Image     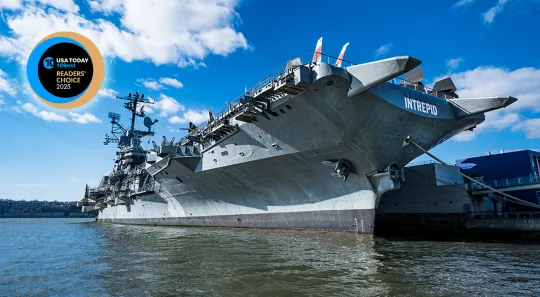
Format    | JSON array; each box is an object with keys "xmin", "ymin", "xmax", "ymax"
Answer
[
  {"xmin": 103, "ymin": 112, "xmax": 125, "ymax": 145},
  {"xmin": 103, "ymin": 91, "xmax": 158, "ymax": 147},
  {"xmin": 116, "ymin": 91, "xmax": 154, "ymax": 132}
]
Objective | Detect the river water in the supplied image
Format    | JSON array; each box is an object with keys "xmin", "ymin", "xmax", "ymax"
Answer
[{"xmin": 1, "ymin": 218, "xmax": 539, "ymax": 297}]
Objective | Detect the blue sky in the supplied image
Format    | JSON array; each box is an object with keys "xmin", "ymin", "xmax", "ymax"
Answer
[{"xmin": 0, "ymin": 0, "xmax": 539, "ymax": 201}]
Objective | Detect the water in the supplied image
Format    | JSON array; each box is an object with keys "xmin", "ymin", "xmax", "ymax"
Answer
[{"xmin": 1, "ymin": 219, "xmax": 540, "ymax": 297}]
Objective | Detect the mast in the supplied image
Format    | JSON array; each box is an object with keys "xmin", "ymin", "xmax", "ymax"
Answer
[
  {"xmin": 131, "ymin": 94, "xmax": 138, "ymax": 132},
  {"xmin": 103, "ymin": 91, "xmax": 158, "ymax": 148},
  {"xmin": 97, "ymin": 91, "xmax": 160, "ymax": 206}
]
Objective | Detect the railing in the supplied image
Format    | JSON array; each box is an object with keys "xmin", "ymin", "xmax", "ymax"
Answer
[
  {"xmin": 406, "ymin": 160, "xmax": 455, "ymax": 167},
  {"xmin": 469, "ymin": 174, "xmax": 540, "ymax": 190},
  {"xmin": 176, "ymin": 52, "xmax": 356, "ymax": 144},
  {"xmin": 388, "ymin": 78, "xmax": 458, "ymax": 100},
  {"xmin": 176, "ymin": 52, "xmax": 458, "ymax": 145},
  {"xmin": 468, "ymin": 211, "xmax": 540, "ymax": 220}
]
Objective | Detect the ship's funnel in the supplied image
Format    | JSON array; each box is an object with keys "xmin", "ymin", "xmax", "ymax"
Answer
[{"xmin": 347, "ymin": 56, "xmax": 422, "ymax": 97}]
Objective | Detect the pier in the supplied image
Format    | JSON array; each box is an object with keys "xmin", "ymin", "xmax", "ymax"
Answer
[{"xmin": 376, "ymin": 149, "xmax": 540, "ymax": 241}]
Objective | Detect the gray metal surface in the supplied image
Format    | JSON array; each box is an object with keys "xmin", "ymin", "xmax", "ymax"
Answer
[
  {"xmin": 99, "ymin": 207, "xmax": 375, "ymax": 233},
  {"xmin": 87, "ymin": 52, "xmax": 518, "ymax": 233}
]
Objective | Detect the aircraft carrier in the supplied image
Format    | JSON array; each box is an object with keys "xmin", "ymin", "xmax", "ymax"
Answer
[{"xmin": 81, "ymin": 38, "xmax": 517, "ymax": 233}]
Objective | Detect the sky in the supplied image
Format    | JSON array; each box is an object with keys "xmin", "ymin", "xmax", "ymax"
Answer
[{"xmin": 0, "ymin": 0, "xmax": 539, "ymax": 201}]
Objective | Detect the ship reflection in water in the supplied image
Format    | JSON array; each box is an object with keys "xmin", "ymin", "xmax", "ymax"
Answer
[{"xmin": 1, "ymin": 219, "xmax": 540, "ymax": 296}]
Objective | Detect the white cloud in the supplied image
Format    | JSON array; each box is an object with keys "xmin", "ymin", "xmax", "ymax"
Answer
[
  {"xmin": 142, "ymin": 93, "xmax": 208, "ymax": 125},
  {"xmin": 0, "ymin": 0, "xmax": 23, "ymax": 10},
  {"xmin": 483, "ymin": 111, "xmax": 520, "ymax": 130},
  {"xmin": 452, "ymin": 131, "xmax": 477, "ymax": 142},
  {"xmin": 483, "ymin": 0, "xmax": 508, "ymax": 25},
  {"xmin": 137, "ymin": 78, "xmax": 164, "ymax": 91},
  {"xmin": 198, "ymin": 27, "xmax": 248, "ymax": 56},
  {"xmin": 514, "ymin": 118, "xmax": 540, "ymax": 139},
  {"xmin": 448, "ymin": 66, "xmax": 540, "ymax": 112},
  {"xmin": 446, "ymin": 57, "xmax": 464, "ymax": 70},
  {"xmin": 452, "ymin": 111, "xmax": 520, "ymax": 142},
  {"xmin": 153, "ymin": 93, "xmax": 185, "ymax": 117},
  {"xmin": 138, "ymin": 77, "xmax": 184, "ymax": 90},
  {"xmin": 21, "ymin": 102, "xmax": 69, "ymax": 122},
  {"xmin": 68, "ymin": 112, "xmax": 102, "ymax": 124},
  {"xmin": 374, "ymin": 43, "xmax": 392, "ymax": 58},
  {"xmin": 97, "ymin": 87, "xmax": 118, "ymax": 98},
  {"xmin": 169, "ymin": 109, "xmax": 208, "ymax": 125},
  {"xmin": 37, "ymin": 110, "xmax": 69, "ymax": 122},
  {"xmin": 453, "ymin": 0, "xmax": 475, "ymax": 8},
  {"xmin": 159, "ymin": 77, "xmax": 183, "ymax": 89},
  {"xmin": 0, "ymin": 1, "xmax": 249, "ymax": 67},
  {"xmin": 446, "ymin": 65, "xmax": 540, "ymax": 141},
  {"xmin": 19, "ymin": 101, "xmax": 102, "ymax": 123},
  {"xmin": 87, "ymin": 0, "xmax": 122, "ymax": 14},
  {"xmin": 1, "ymin": 0, "xmax": 79, "ymax": 11},
  {"xmin": 0, "ymin": 98, "xmax": 4, "ymax": 105},
  {"xmin": 177, "ymin": 58, "xmax": 207, "ymax": 69},
  {"xmin": 0, "ymin": 68, "xmax": 18, "ymax": 96}
]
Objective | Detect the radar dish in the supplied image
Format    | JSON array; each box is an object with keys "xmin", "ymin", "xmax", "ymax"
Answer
[{"xmin": 144, "ymin": 116, "xmax": 153, "ymax": 128}]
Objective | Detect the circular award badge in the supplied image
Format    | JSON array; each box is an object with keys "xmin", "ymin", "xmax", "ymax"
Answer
[{"xmin": 26, "ymin": 32, "xmax": 104, "ymax": 109}]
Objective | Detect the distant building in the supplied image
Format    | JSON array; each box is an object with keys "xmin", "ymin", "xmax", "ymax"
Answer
[
  {"xmin": 457, "ymin": 150, "xmax": 540, "ymax": 181},
  {"xmin": 456, "ymin": 150, "xmax": 540, "ymax": 210}
]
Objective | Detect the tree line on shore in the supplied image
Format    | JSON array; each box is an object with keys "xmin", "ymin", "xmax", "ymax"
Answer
[{"xmin": 0, "ymin": 198, "xmax": 88, "ymax": 218}]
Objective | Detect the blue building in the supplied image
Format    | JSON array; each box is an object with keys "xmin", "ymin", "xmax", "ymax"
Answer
[{"xmin": 457, "ymin": 150, "xmax": 540, "ymax": 211}]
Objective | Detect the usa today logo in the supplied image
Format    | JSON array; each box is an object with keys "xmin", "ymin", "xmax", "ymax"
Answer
[{"xmin": 26, "ymin": 32, "xmax": 104, "ymax": 109}]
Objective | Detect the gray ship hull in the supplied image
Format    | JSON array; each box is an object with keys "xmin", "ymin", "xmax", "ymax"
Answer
[
  {"xmin": 99, "ymin": 195, "xmax": 376, "ymax": 232},
  {"xmin": 92, "ymin": 54, "xmax": 516, "ymax": 233},
  {"xmin": 97, "ymin": 63, "xmax": 486, "ymax": 232}
]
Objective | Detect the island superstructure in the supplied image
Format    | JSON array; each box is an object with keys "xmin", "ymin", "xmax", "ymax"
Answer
[{"xmin": 82, "ymin": 38, "xmax": 517, "ymax": 233}]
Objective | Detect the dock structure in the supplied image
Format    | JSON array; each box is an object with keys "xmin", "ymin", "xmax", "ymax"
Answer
[
  {"xmin": 468, "ymin": 174, "xmax": 540, "ymax": 194},
  {"xmin": 460, "ymin": 149, "xmax": 540, "ymax": 202},
  {"xmin": 376, "ymin": 149, "xmax": 540, "ymax": 240}
]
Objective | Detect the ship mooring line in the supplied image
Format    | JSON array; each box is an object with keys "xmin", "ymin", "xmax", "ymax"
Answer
[
  {"xmin": 405, "ymin": 167, "xmax": 540, "ymax": 209},
  {"xmin": 404, "ymin": 136, "xmax": 540, "ymax": 209}
]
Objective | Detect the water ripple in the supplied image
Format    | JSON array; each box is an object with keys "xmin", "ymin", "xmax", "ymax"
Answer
[{"xmin": 2, "ymin": 219, "xmax": 540, "ymax": 296}]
